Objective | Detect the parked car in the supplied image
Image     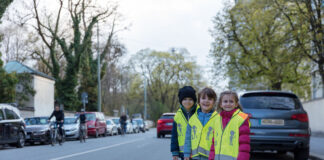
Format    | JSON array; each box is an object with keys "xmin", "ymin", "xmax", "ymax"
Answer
[
  {"xmin": 75, "ymin": 112, "xmax": 106, "ymax": 138},
  {"xmin": 133, "ymin": 118, "xmax": 145, "ymax": 133},
  {"xmin": 0, "ymin": 104, "xmax": 26, "ymax": 148},
  {"xmin": 24, "ymin": 116, "xmax": 51, "ymax": 145},
  {"xmin": 156, "ymin": 113, "xmax": 175, "ymax": 138},
  {"xmin": 111, "ymin": 117, "xmax": 121, "ymax": 134},
  {"xmin": 106, "ymin": 119, "xmax": 118, "ymax": 136},
  {"xmin": 64, "ymin": 117, "xmax": 80, "ymax": 140},
  {"xmin": 132, "ymin": 120, "xmax": 140, "ymax": 133},
  {"xmin": 239, "ymin": 91, "xmax": 310, "ymax": 159},
  {"xmin": 126, "ymin": 120, "xmax": 133, "ymax": 134}
]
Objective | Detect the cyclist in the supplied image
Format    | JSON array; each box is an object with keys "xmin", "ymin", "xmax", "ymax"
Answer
[
  {"xmin": 76, "ymin": 109, "xmax": 87, "ymax": 141},
  {"xmin": 48, "ymin": 102, "xmax": 65, "ymax": 144},
  {"xmin": 119, "ymin": 114, "xmax": 127, "ymax": 135}
]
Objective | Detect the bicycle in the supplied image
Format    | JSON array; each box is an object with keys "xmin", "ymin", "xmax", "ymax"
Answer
[
  {"xmin": 79, "ymin": 123, "xmax": 87, "ymax": 143},
  {"xmin": 50, "ymin": 122, "xmax": 65, "ymax": 146}
]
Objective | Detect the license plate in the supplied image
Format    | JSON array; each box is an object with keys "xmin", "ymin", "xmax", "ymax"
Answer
[
  {"xmin": 261, "ymin": 119, "xmax": 284, "ymax": 126},
  {"xmin": 166, "ymin": 123, "xmax": 173, "ymax": 126}
]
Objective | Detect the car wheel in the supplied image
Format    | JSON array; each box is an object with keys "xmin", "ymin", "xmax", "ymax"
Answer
[
  {"xmin": 103, "ymin": 130, "xmax": 107, "ymax": 137},
  {"xmin": 16, "ymin": 132, "xmax": 25, "ymax": 148},
  {"xmin": 157, "ymin": 133, "xmax": 161, "ymax": 138},
  {"xmin": 294, "ymin": 147, "xmax": 309, "ymax": 160},
  {"xmin": 162, "ymin": 134, "xmax": 165, "ymax": 138}
]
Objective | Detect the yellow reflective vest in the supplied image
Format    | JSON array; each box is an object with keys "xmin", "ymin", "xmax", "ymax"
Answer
[
  {"xmin": 189, "ymin": 110, "xmax": 218, "ymax": 158},
  {"xmin": 174, "ymin": 108, "xmax": 189, "ymax": 153},
  {"xmin": 212, "ymin": 109, "xmax": 248, "ymax": 160}
]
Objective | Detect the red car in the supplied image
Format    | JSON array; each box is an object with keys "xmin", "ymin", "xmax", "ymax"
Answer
[
  {"xmin": 157, "ymin": 113, "xmax": 175, "ymax": 138},
  {"xmin": 75, "ymin": 112, "xmax": 107, "ymax": 138}
]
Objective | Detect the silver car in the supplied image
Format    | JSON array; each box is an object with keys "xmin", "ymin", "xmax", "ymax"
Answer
[
  {"xmin": 64, "ymin": 117, "xmax": 80, "ymax": 139},
  {"xmin": 106, "ymin": 119, "xmax": 118, "ymax": 136},
  {"xmin": 240, "ymin": 91, "xmax": 310, "ymax": 159}
]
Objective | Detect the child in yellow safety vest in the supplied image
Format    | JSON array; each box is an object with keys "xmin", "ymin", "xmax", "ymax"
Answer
[
  {"xmin": 184, "ymin": 87, "xmax": 218, "ymax": 160},
  {"xmin": 208, "ymin": 91, "xmax": 250, "ymax": 160},
  {"xmin": 171, "ymin": 86, "xmax": 198, "ymax": 160}
]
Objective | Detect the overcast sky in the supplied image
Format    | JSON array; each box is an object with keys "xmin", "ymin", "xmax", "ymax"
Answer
[{"xmin": 117, "ymin": 0, "xmax": 227, "ymax": 86}]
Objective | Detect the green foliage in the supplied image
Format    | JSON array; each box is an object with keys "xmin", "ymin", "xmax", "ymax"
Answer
[
  {"xmin": 128, "ymin": 48, "xmax": 206, "ymax": 122},
  {"xmin": 0, "ymin": 0, "xmax": 17, "ymax": 103},
  {"xmin": 15, "ymin": 73, "xmax": 36, "ymax": 106},
  {"xmin": 210, "ymin": 0, "xmax": 311, "ymax": 99}
]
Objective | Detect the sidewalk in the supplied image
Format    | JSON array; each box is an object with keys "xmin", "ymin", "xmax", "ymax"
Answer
[{"xmin": 310, "ymin": 134, "xmax": 324, "ymax": 160}]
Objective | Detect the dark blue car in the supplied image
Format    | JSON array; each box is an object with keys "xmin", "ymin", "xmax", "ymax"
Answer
[{"xmin": 239, "ymin": 91, "xmax": 310, "ymax": 160}]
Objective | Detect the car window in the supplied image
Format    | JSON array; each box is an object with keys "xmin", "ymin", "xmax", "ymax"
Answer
[
  {"xmin": 25, "ymin": 117, "xmax": 49, "ymax": 125},
  {"xmin": 64, "ymin": 118, "xmax": 77, "ymax": 124},
  {"xmin": 106, "ymin": 120, "xmax": 111, "ymax": 125},
  {"xmin": 160, "ymin": 115, "xmax": 175, "ymax": 119},
  {"xmin": 5, "ymin": 109, "xmax": 18, "ymax": 120},
  {"xmin": 0, "ymin": 109, "xmax": 4, "ymax": 120},
  {"xmin": 240, "ymin": 94, "xmax": 301, "ymax": 109},
  {"xmin": 112, "ymin": 119, "xmax": 119, "ymax": 124},
  {"xmin": 85, "ymin": 113, "xmax": 96, "ymax": 121}
]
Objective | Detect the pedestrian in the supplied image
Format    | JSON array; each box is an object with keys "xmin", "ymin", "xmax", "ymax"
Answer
[
  {"xmin": 119, "ymin": 113, "xmax": 127, "ymax": 135},
  {"xmin": 171, "ymin": 86, "xmax": 198, "ymax": 160},
  {"xmin": 208, "ymin": 91, "xmax": 250, "ymax": 160},
  {"xmin": 184, "ymin": 87, "xmax": 218, "ymax": 160}
]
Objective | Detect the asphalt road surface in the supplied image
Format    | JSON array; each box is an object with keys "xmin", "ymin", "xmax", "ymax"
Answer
[{"xmin": 0, "ymin": 129, "xmax": 321, "ymax": 160}]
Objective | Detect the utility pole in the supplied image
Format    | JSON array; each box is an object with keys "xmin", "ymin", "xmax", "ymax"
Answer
[
  {"xmin": 97, "ymin": 22, "xmax": 101, "ymax": 112},
  {"xmin": 144, "ymin": 76, "xmax": 147, "ymax": 120}
]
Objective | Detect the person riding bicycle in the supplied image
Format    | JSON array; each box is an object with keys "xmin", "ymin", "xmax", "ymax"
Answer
[
  {"xmin": 76, "ymin": 109, "xmax": 87, "ymax": 139},
  {"xmin": 48, "ymin": 102, "xmax": 65, "ymax": 140},
  {"xmin": 119, "ymin": 114, "xmax": 127, "ymax": 135}
]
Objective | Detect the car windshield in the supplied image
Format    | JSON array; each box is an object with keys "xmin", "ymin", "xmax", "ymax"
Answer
[
  {"xmin": 25, "ymin": 117, "xmax": 49, "ymax": 125},
  {"xmin": 134, "ymin": 119, "xmax": 143, "ymax": 124},
  {"xmin": 160, "ymin": 115, "xmax": 174, "ymax": 119},
  {"xmin": 106, "ymin": 120, "xmax": 111, "ymax": 125},
  {"xmin": 240, "ymin": 94, "xmax": 301, "ymax": 109},
  {"xmin": 64, "ymin": 117, "xmax": 77, "ymax": 124},
  {"xmin": 85, "ymin": 113, "xmax": 96, "ymax": 121},
  {"xmin": 112, "ymin": 118, "xmax": 120, "ymax": 124}
]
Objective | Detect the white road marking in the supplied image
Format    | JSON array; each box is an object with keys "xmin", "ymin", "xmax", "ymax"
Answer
[{"xmin": 50, "ymin": 138, "xmax": 145, "ymax": 160}]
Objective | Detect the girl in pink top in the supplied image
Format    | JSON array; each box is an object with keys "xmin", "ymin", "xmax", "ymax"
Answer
[{"xmin": 209, "ymin": 91, "xmax": 250, "ymax": 160}]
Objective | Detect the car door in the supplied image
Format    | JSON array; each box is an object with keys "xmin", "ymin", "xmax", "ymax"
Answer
[
  {"xmin": 4, "ymin": 109, "xmax": 19, "ymax": 142},
  {"xmin": 0, "ymin": 108, "xmax": 5, "ymax": 143}
]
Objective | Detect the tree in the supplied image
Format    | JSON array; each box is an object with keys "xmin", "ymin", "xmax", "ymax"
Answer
[
  {"xmin": 274, "ymin": 0, "xmax": 324, "ymax": 94},
  {"xmin": 30, "ymin": 0, "xmax": 121, "ymax": 110},
  {"xmin": 129, "ymin": 48, "xmax": 206, "ymax": 122},
  {"xmin": 210, "ymin": 1, "xmax": 311, "ymax": 98},
  {"xmin": 0, "ymin": 0, "xmax": 18, "ymax": 103}
]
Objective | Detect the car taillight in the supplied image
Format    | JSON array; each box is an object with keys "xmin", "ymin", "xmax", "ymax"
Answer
[
  {"xmin": 157, "ymin": 120, "xmax": 163, "ymax": 124},
  {"xmin": 291, "ymin": 113, "xmax": 308, "ymax": 122},
  {"xmin": 289, "ymin": 133, "xmax": 310, "ymax": 137}
]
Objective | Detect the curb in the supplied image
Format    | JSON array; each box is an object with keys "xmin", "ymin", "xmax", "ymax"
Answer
[{"xmin": 310, "ymin": 152, "xmax": 324, "ymax": 160}]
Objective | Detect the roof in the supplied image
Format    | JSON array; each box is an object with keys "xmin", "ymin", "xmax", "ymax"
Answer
[
  {"xmin": 239, "ymin": 90, "xmax": 297, "ymax": 97},
  {"xmin": 4, "ymin": 61, "xmax": 55, "ymax": 81}
]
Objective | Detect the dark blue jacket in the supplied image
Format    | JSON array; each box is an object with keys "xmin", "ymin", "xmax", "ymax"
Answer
[{"xmin": 171, "ymin": 104, "xmax": 197, "ymax": 158}]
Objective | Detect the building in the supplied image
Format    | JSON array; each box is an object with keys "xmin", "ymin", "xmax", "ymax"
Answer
[{"xmin": 4, "ymin": 61, "xmax": 55, "ymax": 117}]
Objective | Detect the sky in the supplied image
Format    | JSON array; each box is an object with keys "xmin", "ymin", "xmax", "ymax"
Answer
[{"xmin": 117, "ymin": 0, "xmax": 227, "ymax": 86}]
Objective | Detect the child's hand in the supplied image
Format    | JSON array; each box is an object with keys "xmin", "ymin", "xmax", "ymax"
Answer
[
  {"xmin": 172, "ymin": 156, "xmax": 178, "ymax": 160},
  {"xmin": 184, "ymin": 158, "xmax": 190, "ymax": 160}
]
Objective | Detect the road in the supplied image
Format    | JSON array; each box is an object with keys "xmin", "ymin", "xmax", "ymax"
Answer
[{"xmin": 0, "ymin": 129, "xmax": 322, "ymax": 160}]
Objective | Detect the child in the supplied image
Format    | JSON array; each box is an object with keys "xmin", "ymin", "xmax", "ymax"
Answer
[
  {"xmin": 171, "ymin": 86, "xmax": 198, "ymax": 160},
  {"xmin": 208, "ymin": 91, "xmax": 250, "ymax": 160},
  {"xmin": 184, "ymin": 87, "xmax": 218, "ymax": 160}
]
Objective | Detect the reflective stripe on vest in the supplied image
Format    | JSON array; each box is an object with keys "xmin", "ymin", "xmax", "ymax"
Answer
[
  {"xmin": 189, "ymin": 110, "xmax": 218, "ymax": 158},
  {"xmin": 174, "ymin": 108, "xmax": 188, "ymax": 152},
  {"xmin": 213, "ymin": 110, "xmax": 248, "ymax": 160}
]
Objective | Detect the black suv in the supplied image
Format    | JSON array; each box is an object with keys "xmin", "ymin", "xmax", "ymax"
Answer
[
  {"xmin": 239, "ymin": 91, "xmax": 310, "ymax": 160},
  {"xmin": 0, "ymin": 104, "xmax": 26, "ymax": 148}
]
